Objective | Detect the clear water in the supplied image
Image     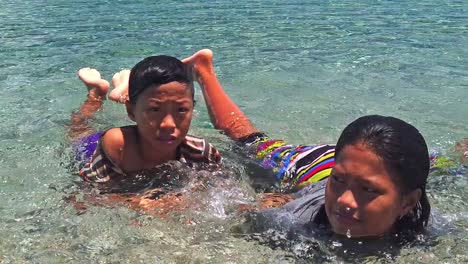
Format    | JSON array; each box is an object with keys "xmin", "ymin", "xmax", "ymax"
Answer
[{"xmin": 1, "ymin": 0, "xmax": 467, "ymax": 262}]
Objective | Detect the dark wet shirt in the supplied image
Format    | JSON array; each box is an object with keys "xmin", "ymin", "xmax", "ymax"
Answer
[{"xmin": 245, "ymin": 180, "xmax": 329, "ymax": 235}]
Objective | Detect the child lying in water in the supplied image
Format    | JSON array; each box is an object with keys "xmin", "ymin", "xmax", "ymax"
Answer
[
  {"xmin": 82, "ymin": 49, "xmax": 468, "ymax": 231},
  {"xmin": 182, "ymin": 49, "xmax": 468, "ymax": 239},
  {"xmin": 70, "ymin": 54, "xmax": 221, "ymax": 193}
]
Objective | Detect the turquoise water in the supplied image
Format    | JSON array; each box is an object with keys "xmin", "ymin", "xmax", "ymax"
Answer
[{"xmin": 1, "ymin": 0, "xmax": 467, "ymax": 262}]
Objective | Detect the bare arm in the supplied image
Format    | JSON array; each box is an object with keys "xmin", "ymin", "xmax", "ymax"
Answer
[
  {"xmin": 183, "ymin": 49, "xmax": 259, "ymax": 140},
  {"xmin": 454, "ymin": 138, "xmax": 468, "ymax": 164},
  {"xmin": 69, "ymin": 68, "xmax": 110, "ymax": 141}
]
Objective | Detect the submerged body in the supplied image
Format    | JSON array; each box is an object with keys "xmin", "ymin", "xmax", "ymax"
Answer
[
  {"xmin": 102, "ymin": 49, "xmax": 467, "ymax": 240},
  {"xmin": 74, "ymin": 127, "xmax": 220, "ymax": 192},
  {"xmin": 72, "ymin": 49, "xmax": 467, "ymax": 245},
  {"xmin": 70, "ymin": 56, "xmax": 221, "ymax": 197}
]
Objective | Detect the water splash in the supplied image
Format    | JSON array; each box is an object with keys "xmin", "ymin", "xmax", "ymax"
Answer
[{"xmin": 332, "ymin": 241, "xmax": 343, "ymax": 248}]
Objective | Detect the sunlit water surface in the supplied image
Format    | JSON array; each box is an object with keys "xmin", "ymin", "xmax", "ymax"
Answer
[{"xmin": 1, "ymin": 0, "xmax": 467, "ymax": 263}]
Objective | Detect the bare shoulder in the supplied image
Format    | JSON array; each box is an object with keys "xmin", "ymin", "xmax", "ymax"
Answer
[{"xmin": 101, "ymin": 127, "xmax": 137, "ymax": 166}]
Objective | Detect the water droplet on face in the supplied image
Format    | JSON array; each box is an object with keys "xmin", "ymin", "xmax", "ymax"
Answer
[{"xmin": 346, "ymin": 229, "xmax": 352, "ymax": 238}]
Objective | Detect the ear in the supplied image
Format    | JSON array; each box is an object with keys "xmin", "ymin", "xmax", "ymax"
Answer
[
  {"xmin": 125, "ymin": 101, "xmax": 136, "ymax": 122},
  {"xmin": 400, "ymin": 188, "xmax": 422, "ymax": 217}
]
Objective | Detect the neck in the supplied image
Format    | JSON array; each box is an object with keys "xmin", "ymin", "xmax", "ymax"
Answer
[{"xmin": 136, "ymin": 138, "xmax": 178, "ymax": 166}]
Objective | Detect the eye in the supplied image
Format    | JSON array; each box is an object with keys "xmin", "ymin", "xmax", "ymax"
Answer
[
  {"xmin": 178, "ymin": 107, "xmax": 190, "ymax": 113},
  {"xmin": 331, "ymin": 174, "xmax": 345, "ymax": 183},
  {"xmin": 362, "ymin": 186, "xmax": 379, "ymax": 194},
  {"xmin": 150, "ymin": 107, "xmax": 160, "ymax": 112}
]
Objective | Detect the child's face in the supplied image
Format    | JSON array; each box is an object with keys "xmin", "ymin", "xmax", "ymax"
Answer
[
  {"xmin": 325, "ymin": 143, "xmax": 417, "ymax": 238},
  {"xmin": 126, "ymin": 81, "xmax": 194, "ymax": 152}
]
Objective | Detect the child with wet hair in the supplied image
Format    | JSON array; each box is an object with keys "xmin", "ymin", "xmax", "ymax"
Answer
[
  {"xmin": 182, "ymin": 49, "xmax": 467, "ymax": 239},
  {"xmin": 91, "ymin": 49, "xmax": 466, "ymax": 230},
  {"xmin": 70, "ymin": 54, "xmax": 221, "ymax": 193}
]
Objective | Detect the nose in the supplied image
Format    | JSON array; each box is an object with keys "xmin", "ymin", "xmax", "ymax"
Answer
[
  {"xmin": 160, "ymin": 114, "xmax": 176, "ymax": 129},
  {"xmin": 337, "ymin": 189, "xmax": 358, "ymax": 209}
]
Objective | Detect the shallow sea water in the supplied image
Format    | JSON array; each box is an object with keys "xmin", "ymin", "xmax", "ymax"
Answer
[{"xmin": 0, "ymin": 0, "xmax": 467, "ymax": 263}]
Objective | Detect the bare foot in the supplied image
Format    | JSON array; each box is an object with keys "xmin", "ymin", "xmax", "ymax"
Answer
[
  {"xmin": 78, "ymin": 68, "xmax": 110, "ymax": 101},
  {"xmin": 454, "ymin": 138, "xmax": 468, "ymax": 164},
  {"xmin": 182, "ymin": 49, "xmax": 214, "ymax": 82},
  {"xmin": 109, "ymin": 69, "xmax": 131, "ymax": 104}
]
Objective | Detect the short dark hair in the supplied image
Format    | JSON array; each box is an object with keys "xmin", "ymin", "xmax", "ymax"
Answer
[
  {"xmin": 128, "ymin": 55, "xmax": 194, "ymax": 104},
  {"xmin": 335, "ymin": 115, "xmax": 431, "ymax": 231}
]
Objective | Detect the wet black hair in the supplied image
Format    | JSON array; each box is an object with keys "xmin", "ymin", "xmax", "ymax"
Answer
[
  {"xmin": 335, "ymin": 115, "xmax": 431, "ymax": 232},
  {"xmin": 128, "ymin": 55, "xmax": 194, "ymax": 104}
]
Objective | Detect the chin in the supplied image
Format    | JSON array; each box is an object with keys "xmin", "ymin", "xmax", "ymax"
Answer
[
  {"xmin": 330, "ymin": 220, "xmax": 360, "ymax": 237},
  {"xmin": 158, "ymin": 139, "xmax": 181, "ymax": 147},
  {"xmin": 331, "ymin": 225, "xmax": 351, "ymax": 236},
  {"xmin": 331, "ymin": 224, "xmax": 386, "ymax": 239}
]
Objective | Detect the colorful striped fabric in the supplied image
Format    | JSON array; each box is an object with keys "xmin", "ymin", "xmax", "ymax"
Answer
[{"xmin": 249, "ymin": 135, "xmax": 335, "ymax": 191}]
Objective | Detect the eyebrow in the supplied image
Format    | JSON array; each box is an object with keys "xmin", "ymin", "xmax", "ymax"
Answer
[
  {"xmin": 147, "ymin": 99, "xmax": 192, "ymax": 103},
  {"xmin": 356, "ymin": 177, "xmax": 379, "ymax": 186},
  {"xmin": 333, "ymin": 169, "xmax": 381, "ymax": 185}
]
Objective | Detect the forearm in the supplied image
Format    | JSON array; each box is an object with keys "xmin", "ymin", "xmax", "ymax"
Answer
[
  {"xmin": 185, "ymin": 49, "xmax": 259, "ymax": 140},
  {"xmin": 198, "ymin": 74, "xmax": 259, "ymax": 140},
  {"xmin": 68, "ymin": 97, "xmax": 103, "ymax": 140}
]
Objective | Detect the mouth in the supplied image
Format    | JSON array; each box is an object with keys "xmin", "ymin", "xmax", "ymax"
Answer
[
  {"xmin": 157, "ymin": 135, "xmax": 177, "ymax": 144},
  {"xmin": 334, "ymin": 211, "xmax": 360, "ymax": 226}
]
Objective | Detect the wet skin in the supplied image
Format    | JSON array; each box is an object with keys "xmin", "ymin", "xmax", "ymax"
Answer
[
  {"xmin": 325, "ymin": 143, "xmax": 420, "ymax": 238},
  {"xmin": 126, "ymin": 81, "xmax": 194, "ymax": 161}
]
